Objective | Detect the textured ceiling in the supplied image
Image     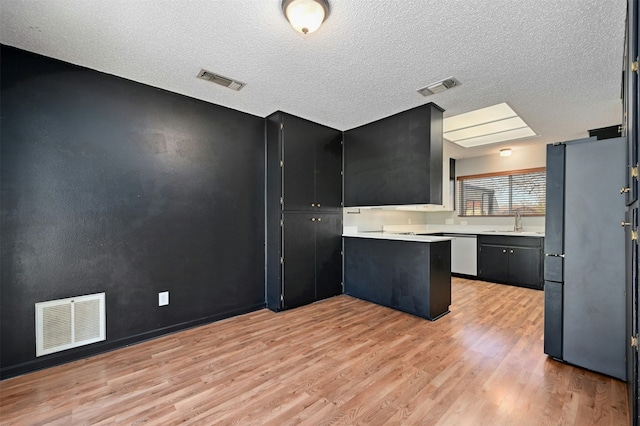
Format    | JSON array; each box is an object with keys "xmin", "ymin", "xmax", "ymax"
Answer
[{"xmin": 0, "ymin": 0, "xmax": 627, "ymax": 158}]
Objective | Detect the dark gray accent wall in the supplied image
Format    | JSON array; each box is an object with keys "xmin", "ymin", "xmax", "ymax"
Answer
[{"xmin": 1, "ymin": 46, "xmax": 266, "ymax": 378}]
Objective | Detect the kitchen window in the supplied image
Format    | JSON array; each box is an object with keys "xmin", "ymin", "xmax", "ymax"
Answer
[{"xmin": 457, "ymin": 168, "xmax": 546, "ymax": 216}]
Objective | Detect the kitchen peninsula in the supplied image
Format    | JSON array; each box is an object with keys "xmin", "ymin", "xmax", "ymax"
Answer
[{"xmin": 343, "ymin": 232, "xmax": 452, "ymax": 320}]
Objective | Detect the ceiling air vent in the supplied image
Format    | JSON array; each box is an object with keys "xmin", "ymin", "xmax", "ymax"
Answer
[
  {"xmin": 197, "ymin": 69, "xmax": 245, "ymax": 91},
  {"xmin": 417, "ymin": 77, "xmax": 460, "ymax": 97}
]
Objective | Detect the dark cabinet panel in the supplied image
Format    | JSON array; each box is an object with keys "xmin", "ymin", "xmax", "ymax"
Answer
[
  {"xmin": 266, "ymin": 111, "xmax": 343, "ymax": 312},
  {"xmin": 509, "ymin": 247, "xmax": 543, "ymax": 288},
  {"xmin": 314, "ymin": 213, "xmax": 343, "ymax": 301},
  {"xmin": 282, "ymin": 213, "xmax": 317, "ymax": 309},
  {"xmin": 315, "ymin": 133, "xmax": 343, "ymax": 210},
  {"xmin": 477, "ymin": 235, "xmax": 543, "ymax": 289},
  {"xmin": 625, "ymin": 0, "xmax": 639, "ymax": 206},
  {"xmin": 279, "ymin": 112, "xmax": 343, "ymax": 211},
  {"xmin": 283, "ymin": 116, "xmax": 317, "ymax": 212},
  {"xmin": 623, "ymin": 0, "xmax": 639, "ymax": 419},
  {"xmin": 343, "ymin": 103, "xmax": 444, "ymax": 207},
  {"xmin": 478, "ymin": 244, "xmax": 509, "ymax": 283},
  {"xmin": 282, "ymin": 212, "xmax": 342, "ymax": 308},
  {"xmin": 344, "ymin": 237, "xmax": 451, "ymax": 320}
]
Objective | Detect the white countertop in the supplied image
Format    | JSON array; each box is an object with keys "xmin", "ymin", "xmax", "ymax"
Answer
[
  {"xmin": 381, "ymin": 224, "xmax": 545, "ymax": 237},
  {"xmin": 343, "ymin": 224, "xmax": 544, "ymax": 239},
  {"xmin": 342, "ymin": 232, "xmax": 454, "ymax": 243}
]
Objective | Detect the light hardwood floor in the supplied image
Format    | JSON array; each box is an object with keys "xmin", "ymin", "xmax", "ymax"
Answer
[{"xmin": 0, "ymin": 278, "xmax": 629, "ymax": 425}]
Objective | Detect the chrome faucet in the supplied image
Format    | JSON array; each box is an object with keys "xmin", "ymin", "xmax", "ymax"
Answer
[{"xmin": 514, "ymin": 211, "xmax": 523, "ymax": 232}]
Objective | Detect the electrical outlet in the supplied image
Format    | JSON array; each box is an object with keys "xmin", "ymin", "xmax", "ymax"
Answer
[
  {"xmin": 158, "ymin": 291, "xmax": 169, "ymax": 306},
  {"xmin": 408, "ymin": 218, "xmax": 412, "ymax": 224}
]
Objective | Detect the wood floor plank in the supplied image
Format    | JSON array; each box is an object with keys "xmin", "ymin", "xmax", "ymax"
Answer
[{"xmin": 0, "ymin": 278, "xmax": 629, "ymax": 425}]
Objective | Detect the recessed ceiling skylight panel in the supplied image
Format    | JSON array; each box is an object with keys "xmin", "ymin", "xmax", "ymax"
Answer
[{"xmin": 443, "ymin": 103, "xmax": 536, "ymax": 148}]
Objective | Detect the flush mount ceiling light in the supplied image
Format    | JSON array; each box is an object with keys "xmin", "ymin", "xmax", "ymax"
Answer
[
  {"xmin": 443, "ymin": 103, "xmax": 536, "ymax": 148},
  {"xmin": 500, "ymin": 148, "xmax": 512, "ymax": 157},
  {"xmin": 282, "ymin": 0, "xmax": 330, "ymax": 35}
]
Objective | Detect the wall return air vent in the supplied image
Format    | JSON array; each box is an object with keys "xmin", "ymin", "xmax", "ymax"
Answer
[
  {"xmin": 35, "ymin": 293, "xmax": 106, "ymax": 357},
  {"xmin": 197, "ymin": 69, "xmax": 245, "ymax": 91}
]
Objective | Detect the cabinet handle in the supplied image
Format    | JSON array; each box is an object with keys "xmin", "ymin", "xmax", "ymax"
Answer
[
  {"xmin": 621, "ymin": 187, "xmax": 631, "ymax": 194},
  {"xmin": 311, "ymin": 203, "xmax": 315, "ymax": 207},
  {"xmin": 510, "ymin": 250, "xmax": 514, "ymax": 254},
  {"xmin": 503, "ymin": 249, "xmax": 507, "ymax": 253},
  {"xmin": 622, "ymin": 221, "xmax": 632, "ymax": 227},
  {"xmin": 318, "ymin": 217, "xmax": 322, "ymax": 222},
  {"xmin": 311, "ymin": 218, "xmax": 316, "ymax": 221},
  {"xmin": 545, "ymin": 253, "xmax": 565, "ymax": 258},
  {"xmin": 317, "ymin": 203, "xmax": 321, "ymax": 208}
]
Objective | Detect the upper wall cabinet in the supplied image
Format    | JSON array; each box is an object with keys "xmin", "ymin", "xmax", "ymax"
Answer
[
  {"xmin": 343, "ymin": 103, "xmax": 444, "ymax": 207},
  {"xmin": 267, "ymin": 112, "xmax": 343, "ymax": 212},
  {"xmin": 395, "ymin": 148, "xmax": 455, "ymax": 212}
]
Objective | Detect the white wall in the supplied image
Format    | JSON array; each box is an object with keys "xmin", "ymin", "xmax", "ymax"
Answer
[
  {"xmin": 343, "ymin": 208, "xmax": 427, "ymax": 232},
  {"xmin": 424, "ymin": 143, "xmax": 547, "ymax": 228},
  {"xmin": 456, "ymin": 144, "xmax": 546, "ymax": 176}
]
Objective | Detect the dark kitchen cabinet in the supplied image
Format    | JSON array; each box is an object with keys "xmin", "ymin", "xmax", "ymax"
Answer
[
  {"xmin": 282, "ymin": 212, "xmax": 342, "ymax": 309},
  {"xmin": 278, "ymin": 112, "xmax": 343, "ymax": 211},
  {"xmin": 344, "ymin": 237, "xmax": 451, "ymax": 320},
  {"xmin": 265, "ymin": 112, "xmax": 343, "ymax": 311},
  {"xmin": 624, "ymin": 0, "xmax": 640, "ymax": 417},
  {"xmin": 477, "ymin": 244, "xmax": 510, "ymax": 283},
  {"xmin": 478, "ymin": 235, "xmax": 544, "ymax": 289},
  {"xmin": 343, "ymin": 103, "xmax": 444, "ymax": 207}
]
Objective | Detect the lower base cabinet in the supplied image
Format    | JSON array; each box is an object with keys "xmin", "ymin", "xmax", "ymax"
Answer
[
  {"xmin": 477, "ymin": 235, "xmax": 544, "ymax": 289},
  {"xmin": 344, "ymin": 237, "xmax": 451, "ymax": 320},
  {"xmin": 271, "ymin": 212, "xmax": 342, "ymax": 311}
]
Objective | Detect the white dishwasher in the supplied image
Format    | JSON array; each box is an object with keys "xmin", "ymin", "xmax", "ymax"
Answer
[{"xmin": 443, "ymin": 234, "xmax": 477, "ymax": 276}]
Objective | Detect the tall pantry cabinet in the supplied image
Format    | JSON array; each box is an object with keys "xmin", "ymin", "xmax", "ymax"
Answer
[{"xmin": 265, "ymin": 112, "xmax": 343, "ymax": 311}]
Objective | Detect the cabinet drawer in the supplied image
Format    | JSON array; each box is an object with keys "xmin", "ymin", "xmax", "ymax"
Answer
[{"xmin": 479, "ymin": 235, "xmax": 543, "ymax": 248}]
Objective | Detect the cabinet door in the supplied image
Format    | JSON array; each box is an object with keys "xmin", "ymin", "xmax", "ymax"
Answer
[
  {"xmin": 282, "ymin": 213, "xmax": 316, "ymax": 309},
  {"xmin": 314, "ymin": 130, "xmax": 343, "ymax": 210},
  {"xmin": 314, "ymin": 213, "xmax": 342, "ymax": 300},
  {"xmin": 282, "ymin": 115, "xmax": 317, "ymax": 211},
  {"xmin": 508, "ymin": 247, "xmax": 542, "ymax": 288},
  {"xmin": 343, "ymin": 103, "xmax": 443, "ymax": 207},
  {"xmin": 478, "ymin": 245, "xmax": 509, "ymax": 283},
  {"xmin": 625, "ymin": 0, "xmax": 639, "ymax": 206}
]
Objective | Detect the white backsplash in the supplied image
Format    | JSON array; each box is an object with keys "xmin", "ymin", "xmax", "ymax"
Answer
[
  {"xmin": 343, "ymin": 208, "xmax": 428, "ymax": 232},
  {"xmin": 343, "ymin": 208, "xmax": 545, "ymax": 234}
]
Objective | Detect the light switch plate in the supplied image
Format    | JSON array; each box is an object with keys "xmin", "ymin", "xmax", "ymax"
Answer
[{"xmin": 158, "ymin": 291, "xmax": 169, "ymax": 306}]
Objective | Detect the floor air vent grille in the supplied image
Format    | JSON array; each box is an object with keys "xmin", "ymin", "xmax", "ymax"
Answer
[{"xmin": 36, "ymin": 293, "xmax": 106, "ymax": 357}]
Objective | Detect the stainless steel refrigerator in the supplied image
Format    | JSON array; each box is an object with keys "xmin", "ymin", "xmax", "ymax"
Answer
[{"xmin": 544, "ymin": 136, "xmax": 626, "ymax": 380}]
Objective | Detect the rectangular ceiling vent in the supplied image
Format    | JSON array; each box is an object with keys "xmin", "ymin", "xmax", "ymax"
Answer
[
  {"xmin": 197, "ymin": 69, "xmax": 245, "ymax": 91},
  {"xmin": 417, "ymin": 77, "xmax": 460, "ymax": 97},
  {"xmin": 35, "ymin": 293, "xmax": 106, "ymax": 357}
]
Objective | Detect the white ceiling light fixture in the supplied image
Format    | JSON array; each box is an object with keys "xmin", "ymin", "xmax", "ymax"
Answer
[
  {"xmin": 443, "ymin": 103, "xmax": 536, "ymax": 148},
  {"xmin": 282, "ymin": 0, "xmax": 330, "ymax": 35},
  {"xmin": 500, "ymin": 148, "xmax": 512, "ymax": 157}
]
